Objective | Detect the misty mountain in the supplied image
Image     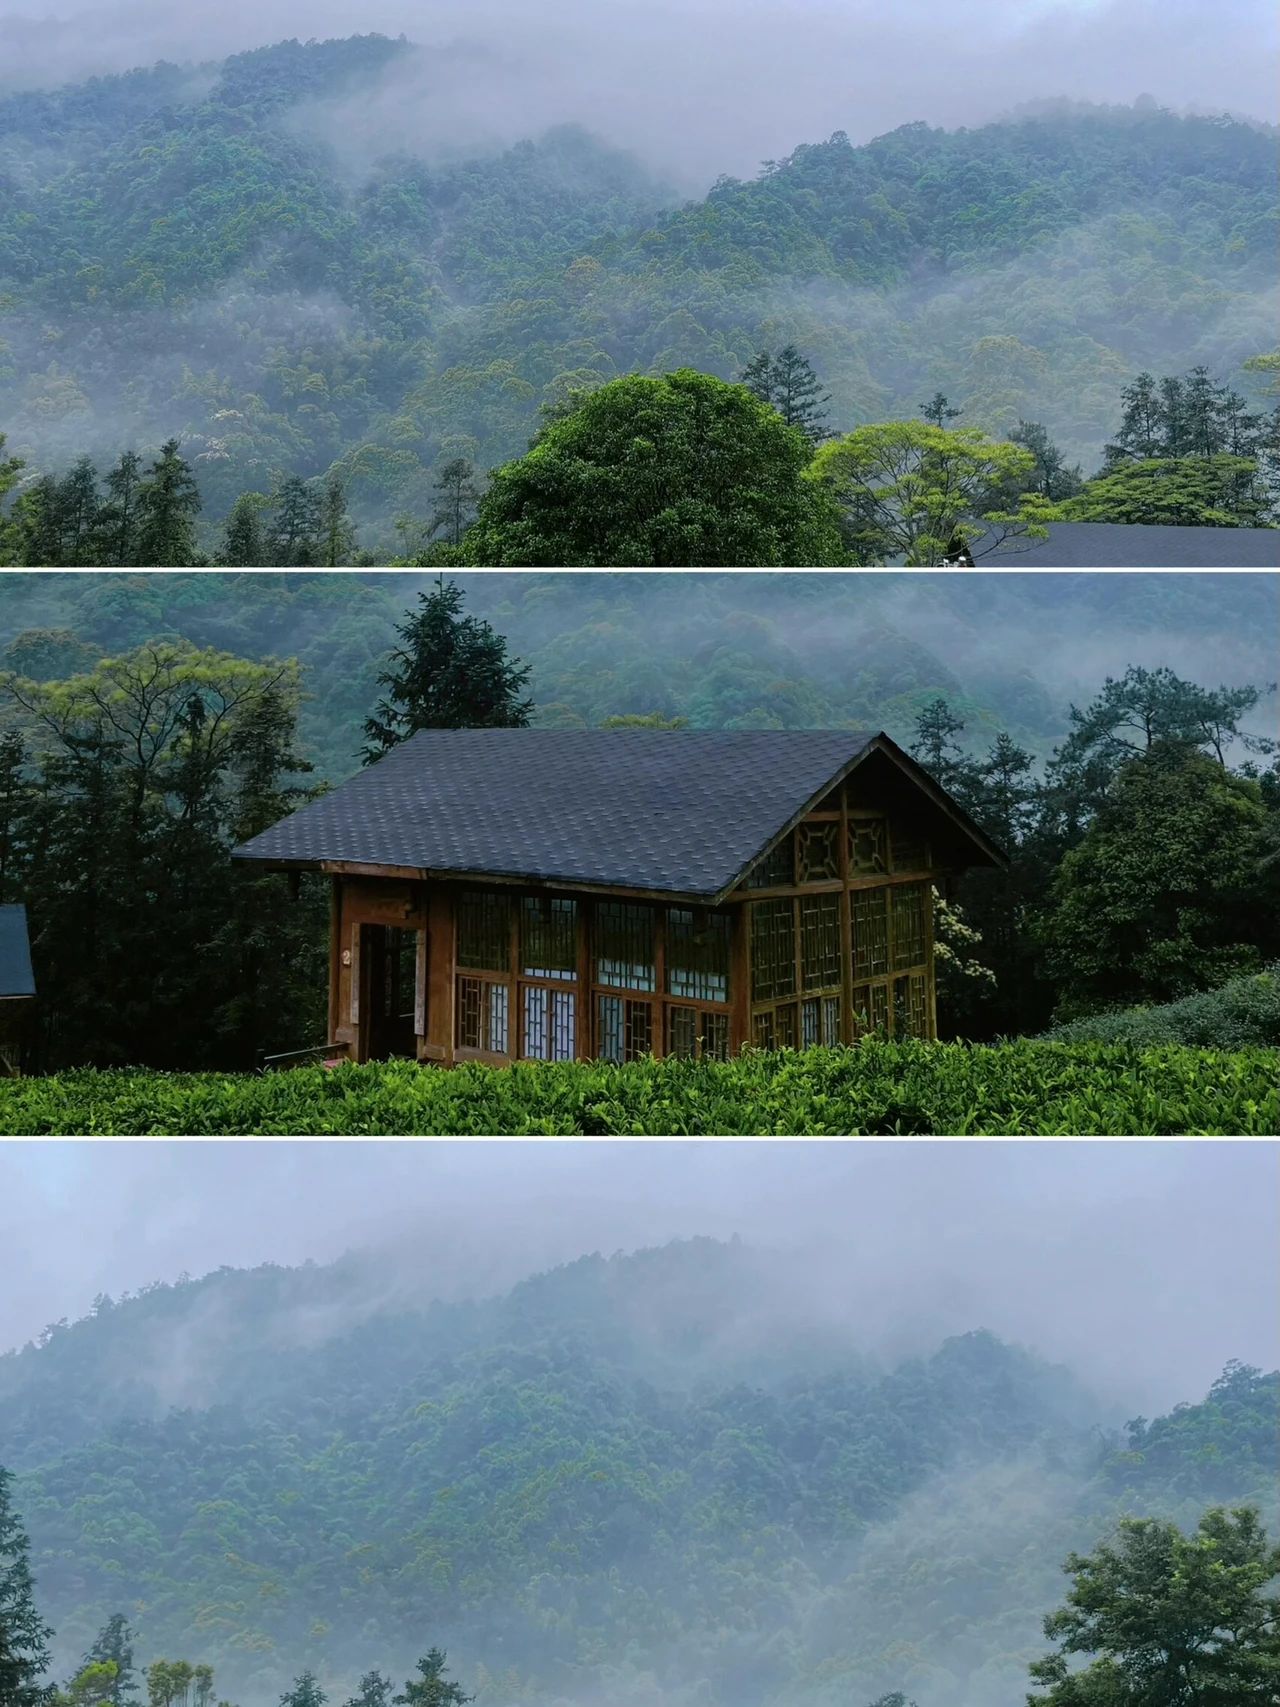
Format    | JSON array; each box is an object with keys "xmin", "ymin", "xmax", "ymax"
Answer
[
  {"xmin": 3, "ymin": 569, "xmax": 1276, "ymax": 784},
  {"xmin": 3, "ymin": 1235, "xmax": 1275, "ymax": 1707},
  {"xmin": 1, "ymin": 33, "xmax": 1275, "ymax": 551}
]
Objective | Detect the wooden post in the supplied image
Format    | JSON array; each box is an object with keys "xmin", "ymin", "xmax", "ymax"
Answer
[
  {"xmin": 328, "ymin": 877, "xmax": 343, "ymax": 1045},
  {"xmin": 729, "ymin": 903, "xmax": 750, "ymax": 1055},
  {"xmin": 576, "ymin": 900, "xmax": 593, "ymax": 1060},
  {"xmin": 422, "ymin": 888, "xmax": 454, "ymax": 1064},
  {"xmin": 838, "ymin": 786, "xmax": 853, "ymax": 1045}
]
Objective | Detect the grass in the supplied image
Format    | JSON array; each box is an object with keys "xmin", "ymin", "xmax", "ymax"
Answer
[{"xmin": 1, "ymin": 1039, "xmax": 1275, "ymax": 1135}]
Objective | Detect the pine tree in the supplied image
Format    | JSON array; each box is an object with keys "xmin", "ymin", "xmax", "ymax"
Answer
[
  {"xmin": 1105, "ymin": 372, "xmax": 1163, "ymax": 463},
  {"xmin": 340, "ymin": 1678, "xmax": 393, "ymax": 1707},
  {"xmin": 363, "ymin": 578, "xmax": 533, "ymax": 760},
  {"xmin": 920, "ymin": 391, "xmax": 961, "ymax": 427},
  {"xmin": 278, "ymin": 1675, "xmax": 324, "ymax": 1707},
  {"xmin": 57, "ymin": 458, "xmax": 100, "ymax": 566},
  {"xmin": 909, "ymin": 698, "xmax": 980, "ymax": 806},
  {"xmin": 136, "ymin": 441, "xmax": 200, "ymax": 566},
  {"xmin": 317, "ymin": 473, "xmax": 355, "ymax": 566},
  {"xmin": 0, "ymin": 1464, "xmax": 54, "ymax": 1707},
  {"xmin": 393, "ymin": 1653, "xmax": 470, "ymax": 1707},
  {"xmin": 266, "ymin": 477, "xmax": 320, "ymax": 568},
  {"xmin": 13, "ymin": 478, "xmax": 64, "ymax": 567},
  {"xmin": 739, "ymin": 347, "xmax": 831, "ymax": 443},
  {"xmin": 218, "ymin": 496, "xmax": 266, "ymax": 568},
  {"xmin": 96, "ymin": 453, "xmax": 144, "ymax": 567},
  {"xmin": 0, "ymin": 733, "xmax": 32, "ymax": 904},
  {"xmin": 80, "ymin": 1618, "xmax": 138, "ymax": 1707},
  {"xmin": 428, "ymin": 459, "xmax": 480, "ymax": 547},
  {"xmin": 1009, "ymin": 421, "xmax": 1083, "ymax": 500}
]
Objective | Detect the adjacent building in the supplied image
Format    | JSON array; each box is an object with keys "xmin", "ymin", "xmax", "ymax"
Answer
[{"xmin": 0, "ymin": 904, "xmax": 36, "ymax": 1077}]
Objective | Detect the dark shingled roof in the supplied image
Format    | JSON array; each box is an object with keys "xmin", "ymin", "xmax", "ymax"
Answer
[
  {"xmin": 233, "ymin": 728, "xmax": 1001, "ymax": 900},
  {"xmin": 0, "ymin": 904, "xmax": 35, "ymax": 999},
  {"xmin": 986, "ymin": 522, "xmax": 1280, "ymax": 569}
]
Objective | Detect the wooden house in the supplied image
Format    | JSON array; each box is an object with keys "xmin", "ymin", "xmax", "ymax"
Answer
[
  {"xmin": 0, "ymin": 904, "xmax": 36, "ymax": 1077},
  {"xmin": 233, "ymin": 730, "xmax": 1004, "ymax": 1067}
]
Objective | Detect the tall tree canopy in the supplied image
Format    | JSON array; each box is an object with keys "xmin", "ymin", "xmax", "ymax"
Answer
[
  {"xmin": 0, "ymin": 1464, "xmax": 53, "ymax": 1707},
  {"xmin": 363, "ymin": 578, "xmax": 533, "ymax": 759},
  {"xmin": 462, "ymin": 370, "xmax": 846, "ymax": 566}
]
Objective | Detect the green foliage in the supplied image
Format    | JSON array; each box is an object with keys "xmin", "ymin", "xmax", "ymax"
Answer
[
  {"xmin": 0, "ymin": 1040, "xmax": 1275, "ymax": 1135},
  {"xmin": 463, "ymin": 370, "xmax": 846, "ymax": 566},
  {"xmin": 811, "ymin": 421, "xmax": 1053, "ymax": 564},
  {"xmin": 0, "ymin": 641, "xmax": 326, "ymax": 1069},
  {"xmin": 362, "ymin": 578, "xmax": 533, "ymax": 760},
  {"xmin": 0, "ymin": 1463, "xmax": 53, "ymax": 1707},
  {"xmin": 1040, "ymin": 965, "xmax": 1280, "ymax": 1049},
  {"xmin": 1037, "ymin": 748, "xmax": 1278, "ymax": 1018},
  {"xmin": 1027, "ymin": 1507, "xmax": 1280, "ymax": 1707},
  {"xmin": 392, "ymin": 1654, "xmax": 469, "ymax": 1707},
  {"xmin": 739, "ymin": 345, "xmax": 833, "ymax": 444},
  {"xmin": 1063, "ymin": 455, "xmax": 1272, "ymax": 526}
]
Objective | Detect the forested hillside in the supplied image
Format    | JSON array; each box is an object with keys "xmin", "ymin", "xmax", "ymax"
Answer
[
  {"xmin": 1, "ymin": 1238, "xmax": 1275, "ymax": 1706},
  {"xmin": 3, "ymin": 570, "xmax": 1275, "ymax": 781},
  {"xmin": 1, "ymin": 33, "xmax": 1276, "ymax": 551}
]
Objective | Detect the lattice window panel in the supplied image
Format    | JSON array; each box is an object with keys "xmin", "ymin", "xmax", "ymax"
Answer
[
  {"xmin": 667, "ymin": 1006, "xmax": 730, "ymax": 1062},
  {"xmin": 456, "ymin": 890, "xmax": 511, "ymax": 972},
  {"xmin": 521, "ymin": 985, "xmax": 576, "ymax": 1060},
  {"xmin": 598, "ymin": 995, "xmax": 654, "ymax": 1064},
  {"xmin": 893, "ymin": 973, "xmax": 930, "ymax": 1040},
  {"xmin": 520, "ymin": 896, "xmax": 577, "ymax": 981},
  {"xmin": 892, "ymin": 829, "xmax": 930, "ymax": 872},
  {"xmin": 801, "ymin": 994, "xmax": 841, "ymax": 1048},
  {"xmin": 595, "ymin": 901, "xmax": 655, "ymax": 992},
  {"xmin": 849, "ymin": 817, "xmax": 888, "ymax": 876},
  {"xmin": 891, "ymin": 883, "xmax": 927, "ymax": 971},
  {"xmin": 750, "ymin": 899, "xmax": 797, "ymax": 1002},
  {"xmin": 851, "ymin": 982, "xmax": 889, "ymax": 1037},
  {"xmin": 456, "ymin": 976, "xmax": 510, "ymax": 1053},
  {"xmin": 753, "ymin": 1002, "xmax": 798, "ymax": 1050},
  {"xmin": 800, "ymin": 895, "xmax": 841, "ymax": 991},
  {"xmin": 851, "ymin": 887, "xmax": 889, "ymax": 980},
  {"xmin": 796, "ymin": 821, "xmax": 840, "ymax": 884},
  {"xmin": 667, "ymin": 908, "xmax": 729, "ymax": 1002},
  {"xmin": 746, "ymin": 835, "xmax": 794, "ymax": 889}
]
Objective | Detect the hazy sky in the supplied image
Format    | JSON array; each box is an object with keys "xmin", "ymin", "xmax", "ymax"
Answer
[
  {"xmin": 0, "ymin": 0, "xmax": 1275, "ymax": 179},
  {"xmin": 1, "ymin": 1140, "xmax": 1275, "ymax": 1412}
]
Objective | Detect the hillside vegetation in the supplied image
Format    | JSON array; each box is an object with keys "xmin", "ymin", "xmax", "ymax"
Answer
[
  {"xmin": 1, "ymin": 1238, "xmax": 1274, "ymax": 1706},
  {"xmin": 1, "ymin": 34, "xmax": 1276, "ymax": 548}
]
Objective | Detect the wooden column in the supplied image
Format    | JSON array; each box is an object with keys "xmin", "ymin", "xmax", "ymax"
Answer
[
  {"xmin": 838, "ymin": 788, "xmax": 854, "ymax": 1045},
  {"xmin": 422, "ymin": 888, "xmax": 454, "ymax": 1064},
  {"xmin": 728, "ymin": 902, "xmax": 750, "ymax": 1055},
  {"xmin": 327, "ymin": 876, "xmax": 343, "ymax": 1046}
]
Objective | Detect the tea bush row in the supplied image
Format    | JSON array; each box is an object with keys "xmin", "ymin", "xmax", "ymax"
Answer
[
  {"xmin": 1040, "ymin": 966, "xmax": 1280, "ymax": 1050},
  {"xmin": 2, "ymin": 1039, "xmax": 1275, "ymax": 1135}
]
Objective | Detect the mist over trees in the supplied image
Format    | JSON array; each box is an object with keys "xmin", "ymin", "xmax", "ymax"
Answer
[
  {"xmin": 0, "ymin": 33, "xmax": 1276, "ymax": 560},
  {"xmin": 0, "ymin": 1238, "xmax": 1276, "ymax": 1707}
]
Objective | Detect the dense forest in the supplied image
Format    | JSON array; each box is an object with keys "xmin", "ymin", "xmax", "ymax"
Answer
[
  {"xmin": 0, "ymin": 1238, "xmax": 1276, "ymax": 1705},
  {"xmin": 1, "ymin": 34, "xmax": 1277, "ymax": 558},
  {"xmin": 0, "ymin": 571, "xmax": 1276, "ymax": 1068}
]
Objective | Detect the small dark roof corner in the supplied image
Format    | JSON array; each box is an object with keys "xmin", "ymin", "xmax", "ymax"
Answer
[{"xmin": 0, "ymin": 904, "xmax": 36, "ymax": 999}]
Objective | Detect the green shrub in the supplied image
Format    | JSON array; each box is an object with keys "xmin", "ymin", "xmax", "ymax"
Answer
[
  {"xmin": 1040, "ymin": 965, "xmax": 1280, "ymax": 1049},
  {"xmin": 1, "ymin": 1040, "xmax": 1274, "ymax": 1136}
]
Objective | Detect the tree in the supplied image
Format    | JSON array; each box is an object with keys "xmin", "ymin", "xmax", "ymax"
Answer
[
  {"xmin": 1028, "ymin": 1507, "xmax": 1280, "ymax": 1706},
  {"xmin": 740, "ymin": 345, "xmax": 832, "ymax": 443},
  {"xmin": 96, "ymin": 453, "xmax": 144, "ymax": 567},
  {"xmin": 266, "ymin": 476, "xmax": 319, "ymax": 567},
  {"xmin": 909, "ymin": 698, "xmax": 980, "ymax": 806},
  {"xmin": 919, "ymin": 392, "xmax": 961, "ymax": 427},
  {"xmin": 393, "ymin": 1652, "xmax": 470, "ymax": 1707},
  {"xmin": 278, "ymin": 1675, "xmax": 325, "ymax": 1707},
  {"xmin": 340, "ymin": 1677, "xmax": 393, "ymax": 1707},
  {"xmin": 0, "ymin": 1465, "xmax": 53, "ymax": 1707},
  {"xmin": 1063, "ymin": 456, "xmax": 1272, "ymax": 526},
  {"xmin": 1009, "ymin": 421, "xmax": 1082, "ymax": 500},
  {"xmin": 1037, "ymin": 746, "xmax": 1277, "ymax": 1016},
  {"xmin": 317, "ymin": 474, "xmax": 355, "ymax": 567},
  {"xmin": 600, "ymin": 713, "xmax": 689, "ymax": 728},
  {"xmin": 812, "ymin": 421, "xmax": 1052, "ymax": 564},
  {"xmin": 80, "ymin": 1619, "xmax": 138, "ymax": 1707},
  {"xmin": 218, "ymin": 495, "xmax": 267, "ymax": 567},
  {"xmin": 363, "ymin": 578, "xmax": 533, "ymax": 759},
  {"xmin": 428, "ymin": 459, "xmax": 481, "ymax": 548},
  {"xmin": 463, "ymin": 369, "xmax": 846, "ymax": 566},
  {"xmin": 136, "ymin": 442, "xmax": 201, "ymax": 566},
  {"xmin": 57, "ymin": 458, "xmax": 101, "ymax": 566}
]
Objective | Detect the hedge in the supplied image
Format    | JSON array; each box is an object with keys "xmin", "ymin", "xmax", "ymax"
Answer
[
  {"xmin": 1, "ymin": 1040, "xmax": 1275, "ymax": 1135},
  {"xmin": 1040, "ymin": 966, "xmax": 1280, "ymax": 1050}
]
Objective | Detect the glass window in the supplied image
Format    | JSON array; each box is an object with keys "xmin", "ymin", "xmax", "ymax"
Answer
[
  {"xmin": 746, "ymin": 835, "xmax": 794, "ymax": 889},
  {"xmin": 595, "ymin": 901, "xmax": 655, "ymax": 992},
  {"xmin": 456, "ymin": 890, "xmax": 510, "ymax": 972},
  {"xmin": 891, "ymin": 883, "xmax": 926, "ymax": 970},
  {"xmin": 520, "ymin": 896, "xmax": 577, "ymax": 981},
  {"xmin": 667, "ymin": 908, "xmax": 729, "ymax": 1002},
  {"xmin": 750, "ymin": 899, "xmax": 796, "ymax": 1002},
  {"xmin": 851, "ymin": 887, "xmax": 889, "ymax": 980}
]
